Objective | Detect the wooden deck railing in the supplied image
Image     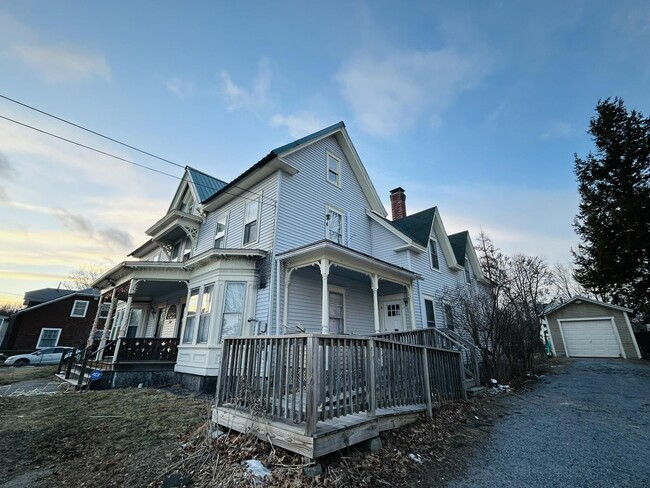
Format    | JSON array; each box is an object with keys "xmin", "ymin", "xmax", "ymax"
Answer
[{"xmin": 216, "ymin": 333, "xmax": 466, "ymax": 436}]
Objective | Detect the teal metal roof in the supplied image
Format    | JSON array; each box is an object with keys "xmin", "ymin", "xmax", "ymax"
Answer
[
  {"xmin": 390, "ymin": 207, "xmax": 436, "ymax": 247},
  {"xmin": 187, "ymin": 167, "xmax": 228, "ymax": 203},
  {"xmin": 448, "ymin": 231, "xmax": 469, "ymax": 266},
  {"xmin": 272, "ymin": 121, "xmax": 345, "ymax": 154}
]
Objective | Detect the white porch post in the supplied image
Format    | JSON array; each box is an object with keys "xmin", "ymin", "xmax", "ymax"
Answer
[
  {"xmin": 97, "ymin": 288, "xmax": 117, "ymax": 359},
  {"xmin": 282, "ymin": 268, "xmax": 294, "ymax": 334},
  {"xmin": 371, "ymin": 274, "xmax": 380, "ymax": 333},
  {"xmin": 406, "ymin": 284, "xmax": 416, "ymax": 330},
  {"xmin": 118, "ymin": 281, "xmax": 137, "ymax": 338},
  {"xmin": 319, "ymin": 259, "xmax": 330, "ymax": 334},
  {"xmin": 86, "ymin": 294, "xmax": 105, "ymax": 347}
]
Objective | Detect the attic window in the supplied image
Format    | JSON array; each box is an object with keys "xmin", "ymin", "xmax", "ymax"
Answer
[
  {"xmin": 327, "ymin": 153, "xmax": 341, "ymax": 187},
  {"xmin": 179, "ymin": 188, "xmax": 195, "ymax": 214},
  {"xmin": 71, "ymin": 300, "xmax": 89, "ymax": 318},
  {"xmin": 429, "ymin": 239, "xmax": 439, "ymax": 270}
]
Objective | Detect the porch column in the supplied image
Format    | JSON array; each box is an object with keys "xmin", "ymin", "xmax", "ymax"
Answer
[
  {"xmin": 319, "ymin": 259, "xmax": 330, "ymax": 334},
  {"xmin": 118, "ymin": 280, "xmax": 137, "ymax": 338},
  {"xmin": 406, "ymin": 284, "xmax": 416, "ymax": 330},
  {"xmin": 282, "ymin": 268, "xmax": 294, "ymax": 333},
  {"xmin": 371, "ymin": 274, "xmax": 380, "ymax": 333},
  {"xmin": 97, "ymin": 288, "xmax": 118, "ymax": 360},
  {"xmin": 86, "ymin": 294, "xmax": 105, "ymax": 347}
]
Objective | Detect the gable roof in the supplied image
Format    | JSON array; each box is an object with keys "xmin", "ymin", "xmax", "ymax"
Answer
[
  {"xmin": 187, "ymin": 167, "xmax": 228, "ymax": 203},
  {"xmin": 543, "ymin": 296, "xmax": 633, "ymax": 316},
  {"xmin": 390, "ymin": 208, "xmax": 437, "ymax": 247},
  {"xmin": 448, "ymin": 231, "xmax": 469, "ymax": 266},
  {"xmin": 23, "ymin": 288, "xmax": 77, "ymax": 305},
  {"xmin": 16, "ymin": 288, "xmax": 99, "ymax": 316},
  {"xmin": 202, "ymin": 121, "xmax": 386, "ymax": 216}
]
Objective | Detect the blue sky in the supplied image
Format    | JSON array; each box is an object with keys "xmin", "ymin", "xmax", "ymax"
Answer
[{"xmin": 1, "ymin": 1, "xmax": 649, "ymax": 305}]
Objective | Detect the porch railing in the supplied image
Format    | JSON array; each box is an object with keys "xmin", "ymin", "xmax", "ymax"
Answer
[
  {"xmin": 216, "ymin": 334, "xmax": 465, "ymax": 436},
  {"xmin": 375, "ymin": 328, "xmax": 481, "ymax": 387},
  {"xmin": 115, "ymin": 337, "xmax": 179, "ymax": 362}
]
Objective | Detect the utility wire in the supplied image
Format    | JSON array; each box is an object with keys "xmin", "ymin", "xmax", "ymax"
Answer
[
  {"xmin": 0, "ymin": 114, "xmax": 276, "ymax": 210},
  {"xmin": 0, "ymin": 94, "xmax": 276, "ymax": 206}
]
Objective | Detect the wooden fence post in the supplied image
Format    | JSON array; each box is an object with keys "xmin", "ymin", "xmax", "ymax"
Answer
[
  {"xmin": 367, "ymin": 339, "xmax": 377, "ymax": 418},
  {"xmin": 457, "ymin": 352, "xmax": 467, "ymax": 400},
  {"xmin": 421, "ymin": 348, "xmax": 433, "ymax": 417},
  {"xmin": 304, "ymin": 336, "xmax": 319, "ymax": 437}
]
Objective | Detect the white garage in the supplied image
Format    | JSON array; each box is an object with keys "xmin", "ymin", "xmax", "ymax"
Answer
[{"xmin": 544, "ymin": 297, "xmax": 642, "ymax": 359}]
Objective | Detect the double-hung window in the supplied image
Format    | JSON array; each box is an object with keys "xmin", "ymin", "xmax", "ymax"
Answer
[
  {"xmin": 327, "ymin": 153, "xmax": 341, "ymax": 187},
  {"xmin": 243, "ymin": 199, "xmax": 260, "ymax": 245},
  {"xmin": 328, "ymin": 291, "xmax": 344, "ymax": 334},
  {"xmin": 214, "ymin": 214, "xmax": 228, "ymax": 249},
  {"xmin": 99, "ymin": 302, "xmax": 110, "ymax": 319},
  {"xmin": 443, "ymin": 302, "xmax": 454, "ymax": 330},
  {"xmin": 429, "ymin": 238, "xmax": 440, "ymax": 270},
  {"xmin": 71, "ymin": 300, "xmax": 89, "ymax": 317},
  {"xmin": 326, "ymin": 206, "xmax": 344, "ymax": 244},
  {"xmin": 182, "ymin": 288, "xmax": 199, "ymax": 344},
  {"xmin": 221, "ymin": 282, "xmax": 246, "ymax": 339},
  {"xmin": 196, "ymin": 285, "xmax": 213, "ymax": 343},
  {"xmin": 37, "ymin": 328, "xmax": 61, "ymax": 348}
]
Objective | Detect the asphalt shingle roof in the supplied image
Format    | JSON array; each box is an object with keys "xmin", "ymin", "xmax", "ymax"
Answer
[
  {"xmin": 389, "ymin": 207, "xmax": 436, "ymax": 247},
  {"xmin": 448, "ymin": 231, "xmax": 469, "ymax": 266}
]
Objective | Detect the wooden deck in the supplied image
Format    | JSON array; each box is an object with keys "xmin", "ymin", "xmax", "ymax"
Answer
[{"xmin": 213, "ymin": 331, "xmax": 467, "ymax": 459}]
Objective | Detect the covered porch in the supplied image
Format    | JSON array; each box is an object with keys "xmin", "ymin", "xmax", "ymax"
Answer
[{"xmin": 277, "ymin": 240, "xmax": 421, "ymax": 336}]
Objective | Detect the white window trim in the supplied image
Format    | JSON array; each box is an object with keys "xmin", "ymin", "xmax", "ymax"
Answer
[
  {"xmin": 36, "ymin": 328, "xmax": 61, "ymax": 348},
  {"xmin": 70, "ymin": 300, "xmax": 89, "ymax": 318},
  {"xmin": 325, "ymin": 204, "xmax": 346, "ymax": 244},
  {"xmin": 182, "ymin": 287, "xmax": 201, "ymax": 344},
  {"xmin": 242, "ymin": 198, "xmax": 261, "ymax": 246},
  {"xmin": 196, "ymin": 284, "xmax": 215, "ymax": 344},
  {"xmin": 326, "ymin": 152, "xmax": 341, "ymax": 188},
  {"xmin": 429, "ymin": 238, "xmax": 440, "ymax": 271},
  {"xmin": 328, "ymin": 285, "xmax": 346, "ymax": 334},
  {"xmin": 219, "ymin": 281, "xmax": 248, "ymax": 342},
  {"xmin": 214, "ymin": 212, "xmax": 229, "ymax": 249}
]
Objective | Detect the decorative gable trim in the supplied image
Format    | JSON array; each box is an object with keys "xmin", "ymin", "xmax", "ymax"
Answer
[
  {"xmin": 168, "ymin": 168, "xmax": 201, "ymax": 214},
  {"xmin": 429, "ymin": 209, "xmax": 463, "ymax": 271}
]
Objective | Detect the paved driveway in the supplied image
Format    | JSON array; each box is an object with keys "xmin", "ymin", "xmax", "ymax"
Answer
[{"xmin": 448, "ymin": 359, "xmax": 650, "ymax": 488}]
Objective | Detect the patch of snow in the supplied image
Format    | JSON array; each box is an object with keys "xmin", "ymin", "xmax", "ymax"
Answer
[
  {"xmin": 409, "ymin": 453, "xmax": 423, "ymax": 464},
  {"xmin": 243, "ymin": 459, "xmax": 271, "ymax": 481}
]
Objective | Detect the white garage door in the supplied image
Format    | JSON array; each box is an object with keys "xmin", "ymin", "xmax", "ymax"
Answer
[{"xmin": 561, "ymin": 319, "xmax": 621, "ymax": 357}]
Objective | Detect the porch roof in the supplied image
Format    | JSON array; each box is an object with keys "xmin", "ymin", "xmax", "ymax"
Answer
[
  {"xmin": 277, "ymin": 240, "xmax": 421, "ymax": 284},
  {"xmin": 93, "ymin": 248, "xmax": 267, "ymax": 291}
]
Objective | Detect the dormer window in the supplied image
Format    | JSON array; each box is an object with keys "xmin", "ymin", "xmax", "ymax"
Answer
[
  {"xmin": 429, "ymin": 238, "xmax": 440, "ymax": 270},
  {"xmin": 243, "ymin": 199, "xmax": 260, "ymax": 245},
  {"xmin": 327, "ymin": 153, "xmax": 341, "ymax": 187},
  {"xmin": 464, "ymin": 256, "xmax": 472, "ymax": 283},
  {"xmin": 326, "ymin": 206, "xmax": 344, "ymax": 244}
]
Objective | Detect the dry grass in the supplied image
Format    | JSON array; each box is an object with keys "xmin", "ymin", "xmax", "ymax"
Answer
[
  {"xmin": 1, "ymin": 384, "xmax": 509, "ymax": 487},
  {"xmin": 0, "ymin": 365, "xmax": 59, "ymax": 386}
]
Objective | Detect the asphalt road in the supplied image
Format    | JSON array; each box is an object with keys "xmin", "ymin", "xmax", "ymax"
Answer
[{"xmin": 448, "ymin": 359, "xmax": 650, "ymax": 488}]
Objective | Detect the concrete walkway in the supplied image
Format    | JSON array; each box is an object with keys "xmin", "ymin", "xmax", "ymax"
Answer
[
  {"xmin": 0, "ymin": 378, "xmax": 70, "ymax": 397},
  {"xmin": 447, "ymin": 359, "xmax": 650, "ymax": 487}
]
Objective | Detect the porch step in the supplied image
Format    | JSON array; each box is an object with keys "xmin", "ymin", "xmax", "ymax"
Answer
[{"xmin": 467, "ymin": 386, "xmax": 488, "ymax": 397}]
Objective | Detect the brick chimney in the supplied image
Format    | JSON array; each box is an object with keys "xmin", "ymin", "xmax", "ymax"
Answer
[{"xmin": 390, "ymin": 187, "xmax": 407, "ymax": 220}]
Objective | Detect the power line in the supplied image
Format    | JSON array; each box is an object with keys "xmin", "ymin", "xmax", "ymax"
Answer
[
  {"xmin": 0, "ymin": 94, "xmax": 276, "ymax": 206},
  {"xmin": 0, "ymin": 94, "xmax": 185, "ymax": 169},
  {"xmin": 0, "ymin": 114, "xmax": 276, "ymax": 210}
]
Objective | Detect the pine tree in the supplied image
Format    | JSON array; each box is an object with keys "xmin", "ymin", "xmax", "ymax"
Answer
[{"xmin": 573, "ymin": 98, "xmax": 650, "ymax": 321}]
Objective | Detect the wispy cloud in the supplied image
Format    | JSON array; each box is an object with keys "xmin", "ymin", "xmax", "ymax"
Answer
[
  {"xmin": 540, "ymin": 121, "xmax": 576, "ymax": 140},
  {"xmin": 166, "ymin": 77, "xmax": 195, "ymax": 98},
  {"xmin": 220, "ymin": 58, "xmax": 272, "ymax": 111},
  {"xmin": 336, "ymin": 48, "xmax": 492, "ymax": 137},
  {"xmin": 0, "ymin": 13, "xmax": 110, "ymax": 84},
  {"xmin": 269, "ymin": 112, "xmax": 329, "ymax": 138}
]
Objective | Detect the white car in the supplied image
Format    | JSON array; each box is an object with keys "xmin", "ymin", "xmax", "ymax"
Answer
[{"xmin": 4, "ymin": 347, "xmax": 74, "ymax": 367}]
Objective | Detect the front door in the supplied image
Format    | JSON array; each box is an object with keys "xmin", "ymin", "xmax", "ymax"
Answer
[{"xmin": 382, "ymin": 300, "xmax": 404, "ymax": 332}]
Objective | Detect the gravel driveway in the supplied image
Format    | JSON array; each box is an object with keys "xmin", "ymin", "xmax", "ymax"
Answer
[{"xmin": 448, "ymin": 359, "xmax": 650, "ymax": 488}]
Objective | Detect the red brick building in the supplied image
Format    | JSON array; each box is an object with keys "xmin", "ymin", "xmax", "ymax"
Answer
[{"xmin": 4, "ymin": 288, "xmax": 106, "ymax": 352}]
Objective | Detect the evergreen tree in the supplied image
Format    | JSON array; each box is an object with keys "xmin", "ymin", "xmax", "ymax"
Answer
[{"xmin": 573, "ymin": 98, "xmax": 650, "ymax": 321}]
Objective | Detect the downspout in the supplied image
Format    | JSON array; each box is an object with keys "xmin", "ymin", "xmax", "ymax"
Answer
[{"xmin": 270, "ymin": 170, "xmax": 283, "ymax": 336}]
